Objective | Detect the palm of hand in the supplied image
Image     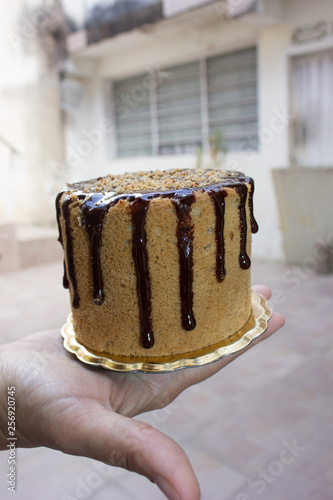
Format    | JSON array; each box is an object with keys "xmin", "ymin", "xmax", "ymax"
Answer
[
  {"xmin": 1, "ymin": 329, "xmax": 204, "ymax": 499},
  {"xmin": 0, "ymin": 286, "xmax": 284, "ymax": 500}
]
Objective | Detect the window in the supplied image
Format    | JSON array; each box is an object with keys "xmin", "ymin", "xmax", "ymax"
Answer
[
  {"xmin": 290, "ymin": 48, "xmax": 333, "ymax": 167},
  {"xmin": 157, "ymin": 61, "xmax": 202, "ymax": 155},
  {"xmin": 113, "ymin": 74, "xmax": 152, "ymax": 157},
  {"xmin": 113, "ymin": 47, "xmax": 258, "ymax": 157},
  {"xmin": 207, "ymin": 48, "xmax": 258, "ymax": 152}
]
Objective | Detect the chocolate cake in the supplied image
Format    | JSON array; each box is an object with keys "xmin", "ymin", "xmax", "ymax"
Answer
[{"xmin": 56, "ymin": 168, "xmax": 258, "ymax": 362}]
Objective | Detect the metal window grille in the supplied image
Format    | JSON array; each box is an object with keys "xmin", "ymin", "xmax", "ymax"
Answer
[{"xmin": 113, "ymin": 47, "xmax": 258, "ymax": 157}]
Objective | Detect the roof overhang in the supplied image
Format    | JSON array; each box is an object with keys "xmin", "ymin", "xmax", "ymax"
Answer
[{"xmin": 66, "ymin": 0, "xmax": 284, "ymax": 59}]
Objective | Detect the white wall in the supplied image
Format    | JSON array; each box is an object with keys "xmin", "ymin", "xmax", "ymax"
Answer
[
  {"xmin": 0, "ymin": 0, "xmax": 65, "ymax": 226},
  {"xmin": 62, "ymin": 0, "xmax": 333, "ymax": 261},
  {"xmin": 164, "ymin": 0, "xmax": 218, "ymax": 17}
]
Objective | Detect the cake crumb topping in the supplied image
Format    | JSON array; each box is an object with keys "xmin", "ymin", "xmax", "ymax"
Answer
[{"xmin": 68, "ymin": 168, "xmax": 245, "ymax": 195}]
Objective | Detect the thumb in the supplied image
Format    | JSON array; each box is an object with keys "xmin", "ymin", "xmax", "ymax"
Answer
[{"xmin": 57, "ymin": 407, "xmax": 200, "ymax": 500}]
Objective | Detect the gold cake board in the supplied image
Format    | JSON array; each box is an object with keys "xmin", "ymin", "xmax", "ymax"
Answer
[{"xmin": 61, "ymin": 291, "xmax": 272, "ymax": 373}]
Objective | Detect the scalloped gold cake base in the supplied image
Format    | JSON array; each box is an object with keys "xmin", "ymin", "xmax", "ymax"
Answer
[{"xmin": 61, "ymin": 291, "xmax": 272, "ymax": 373}]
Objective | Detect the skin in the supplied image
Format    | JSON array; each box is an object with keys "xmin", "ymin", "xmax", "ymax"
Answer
[{"xmin": 0, "ymin": 285, "xmax": 284, "ymax": 500}]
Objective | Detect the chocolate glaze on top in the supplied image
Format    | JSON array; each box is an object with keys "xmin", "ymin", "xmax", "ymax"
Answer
[{"xmin": 56, "ymin": 173, "xmax": 258, "ymax": 348}]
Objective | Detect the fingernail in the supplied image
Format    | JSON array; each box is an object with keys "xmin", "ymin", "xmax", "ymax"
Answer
[{"xmin": 153, "ymin": 475, "xmax": 181, "ymax": 500}]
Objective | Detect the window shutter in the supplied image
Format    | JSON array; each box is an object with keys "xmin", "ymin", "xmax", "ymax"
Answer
[
  {"xmin": 112, "ymin": 47, "xmax": 258, "ymax": 157},
  {"xmin": 113, "ymin": 73, "xmax": 152, "ymax": 157},
  {"xmin": 156, "ymin": 61, "xmax": 202, "ymax": 155},
  {"xmin": 207, "ymin": 47, "xmax": 258, "ymax": 152}
]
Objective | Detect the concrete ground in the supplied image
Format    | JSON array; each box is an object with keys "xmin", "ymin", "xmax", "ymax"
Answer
[{"xmin": 0, "ymin": 259, "xmax": 332, "ymax": 500}]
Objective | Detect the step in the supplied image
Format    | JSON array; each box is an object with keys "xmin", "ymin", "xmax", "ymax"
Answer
[{"xmin": 0, "ymin": 224, "xmax": 63, "ymax": 272}]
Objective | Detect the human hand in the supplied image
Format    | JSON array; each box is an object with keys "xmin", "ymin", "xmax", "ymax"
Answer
[{"xmin": 0, "ymin": 285, "xmax": 284, "ymax": 500}]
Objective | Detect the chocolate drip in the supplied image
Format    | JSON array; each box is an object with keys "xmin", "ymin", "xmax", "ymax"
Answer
[
  {"xmin": 173, "ymin": 190, "xmax": 196, "ymax": 331},
  {"xmin": 208, "ymin": 187, "xmax": 227, "ymax": 282},
  {"xmin": 239, "ymin": 176, "xmax": 259, "ymax": 234},
  {"xmin": 55, "ymin": 191, "xmax": 64, "ymax": 245},
  {"xmin": 81, "ymin": 193, "xmax": 110, "ymax": 306},
  {"xmin": 63, "ymin": 261, "xmax": 69, "ymax": 289},
  {"xmin": 247, "ymin": 177, "xmax": 259, "ymax": 234},
  {"xmin": 130, "ymin": 198, "xmax": 154, "ymax": 349},
  {"xmin": 55, "ymin": 191, "xmax": 70, "ymax": 289},
  {"xmin": 234, "ymin": 184, "xmax": 251, "ymax": 270},
  {"xmin": 62, "ymin": 195, "xmax": 80, "ymax": 309}
]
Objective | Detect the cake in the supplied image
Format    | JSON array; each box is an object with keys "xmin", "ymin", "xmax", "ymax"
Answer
[{"xmin": 56, "ymin": 168, "xmax": 258, "ymax": 362}]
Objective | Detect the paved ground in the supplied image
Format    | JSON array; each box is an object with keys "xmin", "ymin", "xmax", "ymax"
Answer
[{"xmin": 0, "ymin": 259, "xmax": 332, "ymax": 500}]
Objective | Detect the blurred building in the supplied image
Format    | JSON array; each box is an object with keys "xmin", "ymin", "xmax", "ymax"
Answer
[
  {"xmin": 61, "ymin": 0, "xmax": 333, "ymax": 265},
  {"xmin": 1, "ymin": 0, "xmax": 333, "ymax": 270},
  {"xmin": 0, "ymin": 0, "xmax": 67, "ymax": 270}
]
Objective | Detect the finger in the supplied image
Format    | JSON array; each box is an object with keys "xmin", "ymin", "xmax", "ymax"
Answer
[
  {"xmin": 55, "ymin": 407, "xmax": 200, "ymax": 500},
  {"xmin": 180, "ymin": 310, "xmax": 285, "ymax": 388},
  {"xmin": 252, "ymin": 284, "xmax": 272, "ymax": 300},
  {"xmin": 217, "ymin": 311, "xmax": 285, "ymax": 366},
  {"xmin": 265, "ymin": 311, "xmax": 285, "ymax": 337}
]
